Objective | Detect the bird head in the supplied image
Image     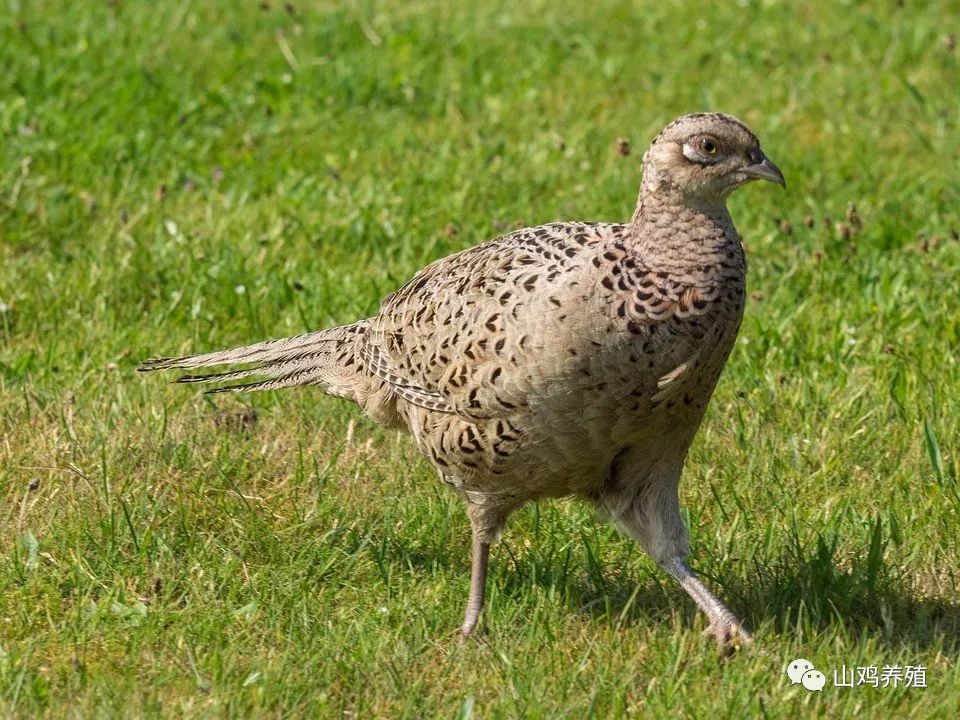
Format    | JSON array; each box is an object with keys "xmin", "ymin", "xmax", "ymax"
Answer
[{"xmin": 641, "ymin": 113, "xmax": 785, "ymax": 204}]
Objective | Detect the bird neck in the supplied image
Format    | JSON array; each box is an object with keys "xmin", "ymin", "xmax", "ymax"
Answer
[{"xmin": 626, "ymin": 187, "xmax": 743, "ymax": 278}]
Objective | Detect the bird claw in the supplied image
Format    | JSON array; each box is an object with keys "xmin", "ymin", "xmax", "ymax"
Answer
[{"xmin": 705, "ymin": 617, "xmax": 752, "ymax": 656}]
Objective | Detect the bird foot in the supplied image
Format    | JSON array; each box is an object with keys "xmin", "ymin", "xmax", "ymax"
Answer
[
  {"xmin": 705, "ymin": 616, "xmax": 752, "ymax": 656},
  {"xmin": 457, "ymin": 627, "xmax": 489, "ymax": 647}
]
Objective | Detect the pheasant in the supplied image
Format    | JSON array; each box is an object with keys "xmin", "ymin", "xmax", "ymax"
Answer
[{"xmin": 140, "ymin": 113, "xmax": 784, "ymax": 648}]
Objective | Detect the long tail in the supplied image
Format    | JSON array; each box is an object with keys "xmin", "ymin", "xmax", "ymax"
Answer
[{"xmin": 138, "ymin": 321, "xmax": 368, "ymax": 396}]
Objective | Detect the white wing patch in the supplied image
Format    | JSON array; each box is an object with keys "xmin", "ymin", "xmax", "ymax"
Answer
[{"xmin": 651, "ymin": 351, "xmax": 700, "ymax": 402}]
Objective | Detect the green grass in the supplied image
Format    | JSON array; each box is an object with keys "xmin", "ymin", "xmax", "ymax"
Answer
[{"xmin": 2, "ymin": 0, "xmax": 959, "ymax": 717}]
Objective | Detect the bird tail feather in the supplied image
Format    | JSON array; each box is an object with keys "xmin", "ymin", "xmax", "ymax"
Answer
[{"xmin": 138, "ymin": 322, "xmax": 366, "ymax": 397}]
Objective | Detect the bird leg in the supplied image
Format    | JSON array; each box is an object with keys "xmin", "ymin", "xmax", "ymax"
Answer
[
  {"xmin": 461, "ymin": 534, "xmax": 490, "ymax": 637},
  {"xmin": 602, "ymin": 453, "xmax": 750, "ymax": 651},
  {"xmin": 659, "ymin": 556, "xmax": 751, "ymax": 648}
]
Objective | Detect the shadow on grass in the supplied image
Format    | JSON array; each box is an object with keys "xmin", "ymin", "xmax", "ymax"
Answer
[
  {"xmin": 372, "ymin": 520, "xmax": 959, "ymax": 655},
  {"xmin": 350, "ymin": 500, "xmax": 958, "ymax": 656},
  {"xmin": 735, "ymin": 535, "xmax": 960, "ymax": 654},
  {"xmin": 563, "ymin": 526, "xmax": 960, "ymax": 654}
]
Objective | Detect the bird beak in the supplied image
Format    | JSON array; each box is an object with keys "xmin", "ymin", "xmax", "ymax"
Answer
[{"xmin": 741, "ymin": 150, "xmax": 785, "ymax": 187}]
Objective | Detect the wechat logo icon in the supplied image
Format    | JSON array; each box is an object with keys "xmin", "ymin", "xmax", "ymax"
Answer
[{"xmin": 787, "ymin": 658, "xmax": 826, "ymax": 692}]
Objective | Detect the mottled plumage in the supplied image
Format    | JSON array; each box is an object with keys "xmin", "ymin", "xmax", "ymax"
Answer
[{"xmin": 140, "ymin": 112, "xmax": 784, "ymax": 649}]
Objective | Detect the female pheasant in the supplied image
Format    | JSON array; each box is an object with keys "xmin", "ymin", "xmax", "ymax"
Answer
[{"xmin": 140, "ymin": 113, "xmax": 784, "ymax": 648}]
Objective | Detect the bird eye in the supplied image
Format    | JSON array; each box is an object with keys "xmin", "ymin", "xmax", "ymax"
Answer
[{"xmin": 698, "ymin": 137, "xmax": 718, "ymax": 155}]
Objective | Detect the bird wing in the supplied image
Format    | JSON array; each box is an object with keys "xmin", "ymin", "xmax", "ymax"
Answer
[{"xmin": 362, "ymin": 222, "xmax": 624, "ymax": 418}]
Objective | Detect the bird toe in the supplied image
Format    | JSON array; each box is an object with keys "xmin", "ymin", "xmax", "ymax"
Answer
[{"xmin": 706, "ymin": 618, "xmax": 752, "ymax": 657}]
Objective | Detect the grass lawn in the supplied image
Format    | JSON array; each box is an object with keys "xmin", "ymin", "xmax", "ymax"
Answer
[{"xmin": 2, "ymin": 0, "xmax": 959, "ymax": 717}]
